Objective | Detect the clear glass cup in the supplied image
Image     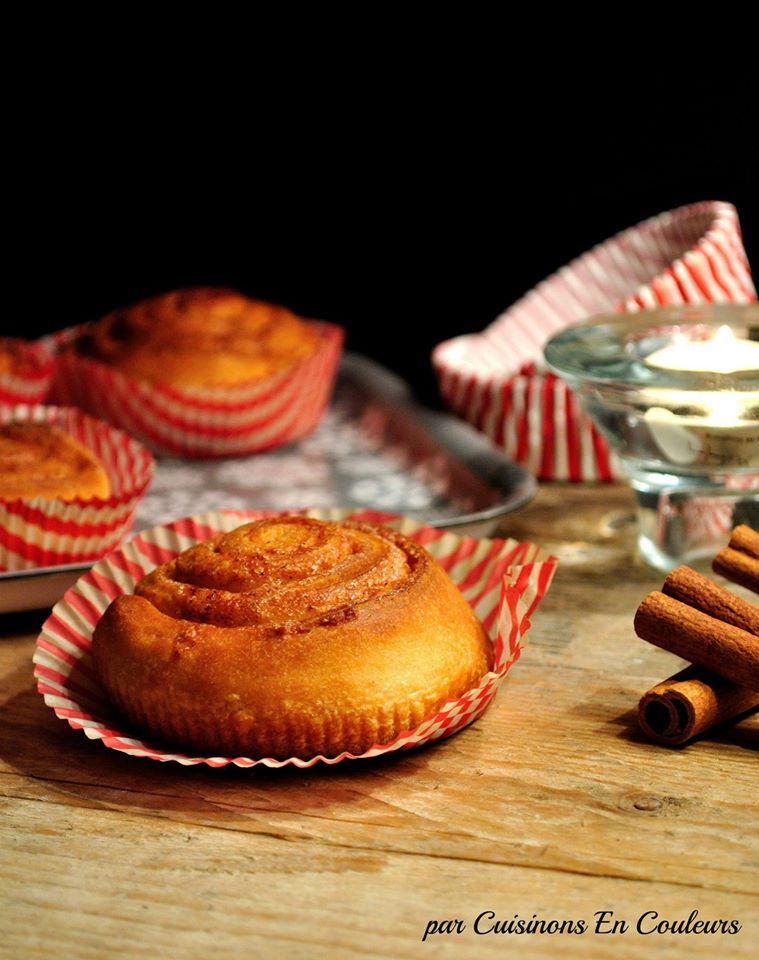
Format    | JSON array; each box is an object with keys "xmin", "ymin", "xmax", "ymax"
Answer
[{"xmin": 544, "ymin": 304, "xmax": 759, "ymax": 571}]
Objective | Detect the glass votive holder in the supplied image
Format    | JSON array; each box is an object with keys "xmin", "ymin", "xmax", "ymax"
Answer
[{"xmin": 544, "ymin": 304, "xmax": 759, "ymax": 571}]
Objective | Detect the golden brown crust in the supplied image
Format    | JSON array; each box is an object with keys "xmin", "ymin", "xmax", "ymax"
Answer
[
  {"xmin": 92, "ymin": 517, "xmax": 491, "ymax": 758},
  {"xmin": 73, "ymin": 287, "xmax": 320, "ymax": 388},
  {"xmin": 0, "ymin": 424, "xmax": 111, "ymax": 502}
]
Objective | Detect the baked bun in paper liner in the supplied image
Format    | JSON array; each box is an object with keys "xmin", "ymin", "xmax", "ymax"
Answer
[
  {"xmin": 433, "ymin": 201, "xmax": 756, "ymax": 481},
  {"xmin": 46, "ymin": 308, "xmax": 344, "ymax": 458},
  {"xmin": 34, "ymin": 509, "xmax": 557, "ymax": 769},
  {"xmin": 0, "ymin": 337, "xmax": 55, "ymax": 405},
  {"xmin": 0, "ymin": 406, "xmax": 154, "ymax": 571}
]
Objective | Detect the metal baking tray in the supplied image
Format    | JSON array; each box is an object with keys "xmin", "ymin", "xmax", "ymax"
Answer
[{"xmin": 0, "ymin": 353, "xmax": 535, "ymax": 613}]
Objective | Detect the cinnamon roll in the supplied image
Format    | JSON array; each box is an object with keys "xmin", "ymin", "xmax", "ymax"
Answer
[
  {"xmin": 73, "ymin": 287, "xmax": 320, "ymax": 388},
  {"xmin": 0, "ymin": 423, "xmax": 111, "ymax": 502},
  {"xmin": 93, "ymin": 516, "xmax": 491, "ymax": 758}
]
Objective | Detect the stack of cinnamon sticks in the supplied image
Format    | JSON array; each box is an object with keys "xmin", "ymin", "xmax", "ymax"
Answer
[{"xmin": 634, "ymin": 525, "xmax": 759, "ymax": 746}]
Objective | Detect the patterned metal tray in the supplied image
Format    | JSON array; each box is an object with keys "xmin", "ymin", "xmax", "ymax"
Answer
[{"xmin": 0, "ymin": 354, "xmax": 535, "ymax": 613}]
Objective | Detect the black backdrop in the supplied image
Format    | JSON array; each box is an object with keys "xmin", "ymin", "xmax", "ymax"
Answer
[{"xmin": 17, "ymin": 68, "xmax": 758, "ymax": 407}]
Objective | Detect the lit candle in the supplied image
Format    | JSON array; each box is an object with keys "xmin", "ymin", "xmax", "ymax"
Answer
[
  {"xmin": 641, "ymin": 326, "xmax": 759, "ymax": 466},
  {"xmin": 645, "ymin": 325, "xmax": 759, "ymax": 374}
]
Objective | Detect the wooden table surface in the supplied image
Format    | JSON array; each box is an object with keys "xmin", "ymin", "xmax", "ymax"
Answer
[{"xmin": 1, "ymin": 484, "xmax": 757, "ymax": 960}]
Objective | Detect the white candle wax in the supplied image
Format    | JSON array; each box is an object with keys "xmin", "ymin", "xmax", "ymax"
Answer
[{"xmin": 645, "ymin": 325, "xmax": 759, "ymax": 374}]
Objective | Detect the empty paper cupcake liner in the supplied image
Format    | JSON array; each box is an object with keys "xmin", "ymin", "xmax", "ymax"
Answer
[
  {"xmin": 433, "ymin": 201, "xmax": 756, "ymax": 481},
  {"xmin": 46, "ymin": 321, "xmax": 344, "ymax": 458},
  {"xmin": 0, "ymin": 337, "xmax": 55, "ymax": 405},
  {"xmin": 0, "ymin": 405, "xmax": 154, "ymax": 571},
  {"xmin": 34, "ymin": 508, "xmax": 558, "ymax": 769}
]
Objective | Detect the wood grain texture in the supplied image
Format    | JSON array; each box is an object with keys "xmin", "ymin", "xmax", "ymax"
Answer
[{"xmin": 1, "ymin": 484, "xmax": 757, "ymax": 960}]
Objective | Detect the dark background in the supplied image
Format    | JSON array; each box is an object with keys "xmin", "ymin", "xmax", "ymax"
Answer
[{"xmin": 17, "ymin": 65, "xmax": 757, "ymax": 406}]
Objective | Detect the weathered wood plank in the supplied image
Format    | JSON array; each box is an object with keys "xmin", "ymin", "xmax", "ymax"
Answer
[{"xmin": 2, "ymin": 798, "xmax": 757, "ymax": 960}]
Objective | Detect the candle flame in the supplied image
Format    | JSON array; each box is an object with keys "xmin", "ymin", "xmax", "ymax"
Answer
[
  {"xmin": 714, "ymin": 324, "xmax": 735, "ymax": 344},
  {"xmin": 646, "ymin": 323, "xmax": 759, "ymax": 373}
]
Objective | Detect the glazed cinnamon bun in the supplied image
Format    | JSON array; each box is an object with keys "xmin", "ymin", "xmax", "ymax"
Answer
[
  {"xmin": 0, "ymin": 423, "xmax": 111, "ymax": 502},
  {"xmin": 92, "ymin": 516, "xmax": 491, "ymax": 758},
  {"xmin": 72, "ymin": 287, "xmax": 320, "ymax": 388}
]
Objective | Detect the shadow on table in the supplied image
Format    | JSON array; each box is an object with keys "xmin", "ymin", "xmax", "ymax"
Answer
[
  {"xmin": 0, "ymin": 609, "xmax": 53, "ymax": 639},
  {"xmin": 611, "ymin": 705, "xmax": 759, "ymax": 751},
  {"xmin": 0, "ymin": 680, "xmax": 447, "ymax": 823}
]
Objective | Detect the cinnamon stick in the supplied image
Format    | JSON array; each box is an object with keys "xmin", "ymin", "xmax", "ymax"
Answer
[
  {"xmin": 713, "ymin": 524, "xmax": 759, "ymax": 594},
  {"xmin": 663, "ymin": 566, "xmax": 759, "ymax": 635},
  {"xmin": 634, "ymin": 592, "xmax": 759, "ymax": 692},
  {"xmin": 638, "ymin": 665, "xmax": 759, "ymax": 746}
]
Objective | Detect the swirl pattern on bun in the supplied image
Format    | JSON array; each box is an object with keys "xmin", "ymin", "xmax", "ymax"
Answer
[
  {"xmin": 93, "ymin": 516, "xmax": 491, "ymax": 759},
  {"xmin": 74, "ymin": 287, "xmax": 320, "ymax": 388}
]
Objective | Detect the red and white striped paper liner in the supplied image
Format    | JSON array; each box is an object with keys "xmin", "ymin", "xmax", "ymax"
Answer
[
  {"xmin": 0, "ymin": 405, "xmax": 154, "ymax": 571},
  {"xmin": 433, "ymin": 201, "xmax": 756, "ymax": 481},
  {"xmin": 46, "ymin": 321, "xmax": 344, "ymax": 457},
  {"xmin": 0, "ymin": 338, "xmax": 55, "ymax": 405},
  {"xmin": 34, "ymin": 508, "xmax": 557, "ymax": 769}
]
